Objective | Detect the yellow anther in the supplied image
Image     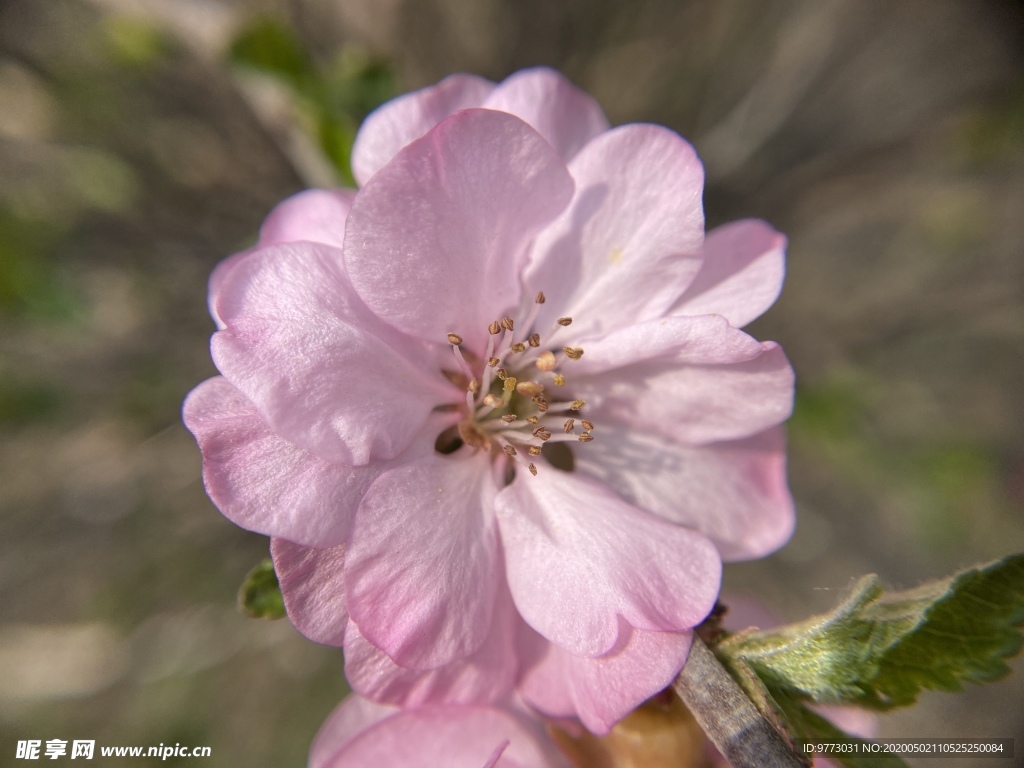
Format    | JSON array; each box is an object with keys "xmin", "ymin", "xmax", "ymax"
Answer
[
  {"xmin": 501, "ymin": 414, "xmax": 517, "ymax": 423},
  {"xmin": 562, "ymin": 346, "xmax": 584, "ymax": 360},
  {"xmin": 501, "ymin": 317, "xmax": 515, "ymax": 332},
  {"xmin": 503, "ymin": 444, "xmax": 518, "ymax": 457},
  {"xmin": 570, "ymin": 399, "xmax": 585, "ymax": 411},
  {"xmin": 487, "ymin": 357, "xmax": 500, "ymax": 367},
  {"xmin": 496, "ymin": 368, "xmax": 508, "ymax": 380},
  {"xmin": 489, "ymin": 321, "xmax": 502, "ymax": 335},
  {"xmin": 516, "ymin": 381, "xmax": 544, "ymax": 396},
  {"xmin": 447, "ymin": 332, "xmax": 463, "ymax": 345},
  {"xmin": 510, "ymin": 342, "xmax": 526, "ymax": 353},
  {"xmin": 578, "ymin": 431, "xmax": 594, "ymax": 443},
  {"xmin": 557, "ymin": 317, "xmax": 573, "ymax": 326},
  {"xmin": 483, "ymin": 394, "xmax": 503, "ymax": 408},
  {"xmin": 528, "ymin": 333, "xmax": 541, "ymax": 347},
  {"xmin": 563, "ymin": 418, "xmax": 575, "ymax": 433},
  {"xmin": 526, "ymin": 416, "xmax": 539, "ymax": 424},
  {"xmin": 528, "ymin": 446, "xmax": 542, "ymax": 456},
  {"xmin": 581, "ymin": 419, "xmax": 594, "ymax": 431},
  {"xmin": 536, "ymin": 351, "xmax": 557, "ymax": 371},
  {"xmin": 503, "ymin": 377, "xmax": 518, "ymax": 392},
  {"xmin": 532, "ymin": 426, "xmax": 552, "ymax": 441},
  {"xmin": 468, "ymin": 378, "xmax": 479, "ymax": 394},
  {"xmin": 553, "ymin": 373, "xmax": 566, "ymax": 387}
]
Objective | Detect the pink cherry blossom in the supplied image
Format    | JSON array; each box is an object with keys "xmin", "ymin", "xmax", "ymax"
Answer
[
  {"xmin": 184, "ymin": 67, "xmax": 795, "ymax": 733},
  {"xmin": 309, "ymin": 695, "xmax": 569, "ymax": 768}
]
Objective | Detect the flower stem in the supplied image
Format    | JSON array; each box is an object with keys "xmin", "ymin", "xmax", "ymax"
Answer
[{"xmin": 672, "ymin": 636, "xmax": 807, "ymax": 768}]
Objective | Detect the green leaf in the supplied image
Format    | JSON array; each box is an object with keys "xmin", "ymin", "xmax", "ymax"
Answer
[
  {"xmin": 717, "ymin": 554, "xmax": 1024, "ymax": 710},
  {"xmin": 774, "ymin": 692, "xmax": 908, "ymax": 768},
  {"xmin": 238, "ymin": 559, "xmax": 286, "ymax": 619},
  {"xmin": 228, "ymin": 16, "xmax": 312, "ymax": 87}
]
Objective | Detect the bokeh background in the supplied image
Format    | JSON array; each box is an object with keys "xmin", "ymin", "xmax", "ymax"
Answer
[{"xmin": 2, "ymin": 0, "xmax": 1023, "ymax": 765}]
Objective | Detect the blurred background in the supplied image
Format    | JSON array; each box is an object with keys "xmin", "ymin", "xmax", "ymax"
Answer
[{"xmin": 1, "ymin": 0, "xmax": 1023, "ymax": 765}]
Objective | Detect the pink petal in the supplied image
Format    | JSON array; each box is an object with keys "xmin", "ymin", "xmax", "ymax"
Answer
[
  {"xmin": 182, "ymin": 377, "xmax": 371, "ymax": 547},
  {"xmin": 270, "ymin": 538, "xmax": 348, "ymax": 646},
  {"xmin": 517, "ymin": 623, "xmax": 693, "ymax": 735},
  {"xmin": 496, "ymin": 469, "xmax": 721, "ymax": 657},
  {"xmin": 315, "ymin": 704, "xmax": 560, "ymax": 768},
  {"xmin": 208, "ymin": 248, "xmax": 254, "ymax": 331},
  {"xmin": 343, "ymin": 585, "xmax": 518, "ymax": 707},
  {"xmin": 345, "ymin": 453, "xmax": 501, "ymax": 669},
  {"xmin": 309, "ymin": 696, "xmax": 396, "ymax": 768},
  {"xmin": 344, "ymin": 109, "xmax": 575, "ymax": 351},
  {"xmin": 523, "ymin": 124, "xmax": 704, "ymax": 343},
  {"xmin": 351, "ymin": 74, "xmax": 494, "ymax": 186},
  {"xmin": 575, "ymin": 425, "xmax": 795, "ymax": 561},
  {"xmin": 576, "ymin": 342, "xmax": 794, "ymax": 446},
  {"xmin": 258, "ymin": 188, "xmax": 355, "ymax": 248},
  {"xmin": 207, "ymin": 190, "xmax": 355, "ymax": 330},
  {"xmin": 671, "ymin": 219, "xmax": 786, "ymax": 327},
  {"xmin": 211, "ymin": 242, "xmax": 450, "ymax": 465},
  {"xmin": 482, "ymin": 67, "xmax": 609, "ymax": 162},
  {"xmin": 570, "ymin": 314, "xmax": 767, "ymax": 377}
]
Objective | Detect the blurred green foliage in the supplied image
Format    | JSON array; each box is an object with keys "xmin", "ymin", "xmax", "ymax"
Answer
[
  {"xmin": 0, "ymin": 210, "xmax": 76, "ymax": 320},
  {"xmin": 790, "ymin": 374, "xmax": 1007, "ymax": 556},
  {"xmin": 228, "ymin": 15, "xmax": 395, "ymax": 186},
  {"xmin": 239, "ymin": 559, "xmax": 286, "ymax": 620},
  {"xmin": 100, "ymin": 15, "xmax": 170, "ymax": 70}
]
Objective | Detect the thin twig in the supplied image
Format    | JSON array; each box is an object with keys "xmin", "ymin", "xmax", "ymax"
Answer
[{"xmin": 672, "ymin": 636, "xmax": 807, "ymax": 768}]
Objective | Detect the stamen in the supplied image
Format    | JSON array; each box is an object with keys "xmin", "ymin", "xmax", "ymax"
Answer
[
  {"xmin": 532, "ymin": 426, "xmax": 552, "ymax": 441},
  {"xmin": 516, "ymin": 381, "xmax": 544, "ymax": 396},
  {"xmin": 578, "ymin": 432, "xmax": 594, "ymax": 443},
  {"xmin": 501, "ymin": 414, "xmax": 517, "ymax": 423},
  {"xmin": 489, "ymin": 320, "xmax": 502, "ymax": 335},
  {"xmin": 553, "ymin": 373, "xmax": 566, "ymax": 387},
  {"xmin": 482, "ymin": 394, "xmax": 503, "ymax": 408},
  {"xmin": 468, "ymin": 378, "xmax": 479, "ymax": 394},
  {"xmin": 581, "ymin": 419, "xmax": 595, "ymax": 431},
  {"xmin": 571, "ymin": 399, "xmax": 585, "ymax": 411},
  {"xmin": 528, "ymin": 446, "xmax": 542, "ymax": 456},
  {"xmin": 562, "ymin": 346, "xmax": 584, "ymax": 360},
  {"xmin": 451, "ymin": 344, "xmax": 475, "ymax": 381},
  {"xmin": 510, "ymin": 342, "xmax": 526, "ymax": 353},
  {"xmin": 557, "ymin": 317, "xmax": 573, "ymax": 326},
  {"xmin": 487, "ymin": 357, "xmax": 500, "ymax": 367},
  {"xmin": 496, "ymin": 368, "xmax": 508, "ymax": 380},
  {"xmin": 532, "ymin": 395, "xmax": 549, "ymax": 412},
  {"xmin": 526, "ymin": 416, "xmax": 539, "ymax": 424},
  {"xmin": 503, "ymin": 444, "xmax": 518, "ymax": 457},
  {"xmin": 563, "ymin": 418, "xmax": 575, "ymax": 433},
  {"xmin": 528, "ymin": 463, "xmax": 538, "ymax": 476},
  {"xmin": 447, "ymin": 332, "xmax": 463, "ymax": 345},
  {"xmin": 528, "ymin": 333, "xmax": 541, "ymax": 347},
  {"xmin": 503, "ymin": 377, "xmax": 518, "ymax": 392},
  {"xmin": 535, "ymin": 291, "xmax": 546, "ymax": 304},
  {"xmin": 501, "ymin": 316, "xmax": 515, "ymax": 332},
  {"xmin": 536, "ymin": 351, "xmax": 557, "ymax": 371}
]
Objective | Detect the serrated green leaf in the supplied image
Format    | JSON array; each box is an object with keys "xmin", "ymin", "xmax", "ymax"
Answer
[
  {"xmin": 238, "ymin": 558, "xmax": 285, "ymax": 619},
  {"xmin": 870, "ymin": 554, "xmax": 1024, "ymax": 705},
  {"xmin": 774, "ymin": 692, "xmax": 908, "ymax": 768},
  {"xmin": 717, "ymin": 554, "xmax": 1024, "ymax": 710}
]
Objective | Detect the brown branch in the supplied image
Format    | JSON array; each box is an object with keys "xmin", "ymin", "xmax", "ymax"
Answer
[{"xmin": 672, "ymin": 636, "xmax": 808, "ymax": 768}]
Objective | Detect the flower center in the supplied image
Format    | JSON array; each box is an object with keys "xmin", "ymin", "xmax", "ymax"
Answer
[{"xmin": 435, "ymin": 291, "xmax": 594, "ymax": 477}]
